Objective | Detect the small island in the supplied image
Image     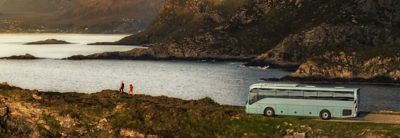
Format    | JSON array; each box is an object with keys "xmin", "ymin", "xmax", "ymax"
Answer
[
  {"xmin": 0, "ymin": 53, "xmax": 39, "ymax": 60},
  {"xmin": 26, "ymin": 39, "xmax": 72, "ymax": 45}
]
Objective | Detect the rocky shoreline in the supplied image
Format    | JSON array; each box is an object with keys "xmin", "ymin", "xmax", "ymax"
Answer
[
  {"xmin": 66, "ymin": 44, "xmax": 252, "ymax": 62},
  {"xmin": 0, "ymin": 54, "xmax": 39, "ymax": 60},
  {"xmin": 65, "ymin": 48, "xmax": 400, "ymax": 84},
  {"xmin": 1, "ymin": 83, "xmax": 400, "ymax": 137},
  {"xmin": 264, "ymin": 76, "xmax": 400, "ymax": 86}
]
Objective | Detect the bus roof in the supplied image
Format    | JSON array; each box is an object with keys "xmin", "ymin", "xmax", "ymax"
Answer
[{"xmin": 250, "ymin": 83, "xmax": 359, "ymax": 92}]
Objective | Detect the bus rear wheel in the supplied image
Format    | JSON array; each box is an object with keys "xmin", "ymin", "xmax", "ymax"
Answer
[
  {"xmin": 319, "ymin": 110, "xmax": 331, "ymax": 120},
  {"xmin": 264, "ymin": 107, "xmax": 275, "ymax": 117}
]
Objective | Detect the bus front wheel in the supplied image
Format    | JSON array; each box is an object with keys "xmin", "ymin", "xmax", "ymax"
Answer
[
  {"xmin": 264, "ymin": 107, "xmax": 275, "ymax": 117},
  {"xmin": 319, "ymin": 110, "xmax": 331, "ymax": 120}
]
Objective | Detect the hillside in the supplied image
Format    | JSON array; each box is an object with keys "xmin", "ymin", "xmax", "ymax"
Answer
[
  {"xmin": 1, "ymin": 83, "xmax": 400, "ymax": 137},
  {"xmin": 0, "ymin": 0, "xmax": 164, "ymax": 33},
  {"xmin": 81, "ymin": 0, "xmax": 400, "ymax": 81}
]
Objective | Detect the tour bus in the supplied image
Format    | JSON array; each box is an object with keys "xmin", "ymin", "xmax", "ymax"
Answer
[{"xmin": 245, "ymin": 83, "xmax": 360, "ymax": 120}]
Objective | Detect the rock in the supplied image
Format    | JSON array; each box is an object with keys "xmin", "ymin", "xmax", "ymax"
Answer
[
  {"xmin": 0, "ymin": 106, "xmax": 8, "ymax": 117},
  {"xmin": 291, "ymin": 50, "xmax": 400, "ymax": 81},
  {"xmin": 32, "ymin": 94, "xmax": 42, "ymax": 100},
  {"xmin": 119, "ymin": 129, "xmax": 146, "ymax": 138},
  {"xmin": 0, "ymin": 53, "xmax": 39, "ymax": 60},
  {"xmin": 257, "ymin": 24, "xmax": 396, "ymax": 64},
  {"xmin": 283, "ymin": 135, "xmax": 293, "ymax": 138},
  {"xmin": 26, "ymin": 39, "xmax": 72, "ymax": 45},
  {"xmin": 293, "ymin": 132, "xmax": 306, "ymax": 138}
]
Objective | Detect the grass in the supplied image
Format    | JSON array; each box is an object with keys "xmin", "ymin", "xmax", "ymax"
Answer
[{"xmin": 0, "ymin": 84, "xmax": 399, "ymax": 137}]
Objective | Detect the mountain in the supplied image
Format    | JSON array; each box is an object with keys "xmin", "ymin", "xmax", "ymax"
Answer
[
  {"xmin": 73, "ymin": 0, "xmax": 400, "ymax": 81},
  {"xmin": 0, "ymin": 0, "xmax": 164, "ymax": 33}
]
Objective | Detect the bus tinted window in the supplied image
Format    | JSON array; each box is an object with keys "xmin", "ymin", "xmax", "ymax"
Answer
[
  {"xmin": 249, "ymin": 92, "xmax": 258, "ymax": 105},
  {"xmin": 289, "ymin": 90, "xmax": 303, "ymax": 97},
  {"xmin": 304, "ymin": 91, "xmax": 317, "ymax": 97},
  {"xmin": 258, "ymin": 89, "xmax": 275, "ymax": 96},
  {"xmin": 334, "ymin": 92, "xmax": 354, "ymax": 100},
  {"xmin": 249, "ymin": 89, "xmax": 355, "ymax": 102},
  {"xmin": 276, "ymin": 90, "xmax": 288, "ymax": 97},
  {"xmin": 318, "ymin": 91, "xmax": 333, "ymax": 97}
]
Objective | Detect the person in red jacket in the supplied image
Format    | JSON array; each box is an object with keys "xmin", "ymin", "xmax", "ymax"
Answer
[{"xmin": 129, "ymin": 83, "xmax": 134, "ymax": 96}]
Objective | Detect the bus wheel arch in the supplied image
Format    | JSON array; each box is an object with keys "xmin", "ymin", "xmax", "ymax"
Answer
[
  {"xmin": 319, "ymin": 109, "xmax": 331, "ymax": 120},
  {"xmin": 264, "ymin": 107, "xmax": 275, "ymax": 117}
]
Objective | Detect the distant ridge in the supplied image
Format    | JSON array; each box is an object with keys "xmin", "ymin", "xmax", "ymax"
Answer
[{"xmin": 0, "ymin": 0, "xmax": 164, "ymax": 33}]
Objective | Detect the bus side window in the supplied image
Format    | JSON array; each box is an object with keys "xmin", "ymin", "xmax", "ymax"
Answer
[
  {"xmin": 259, "ymin": 89, "xmax": 276, "ymax": 99},
  {"xmin": 249, "ymin": 89, "xmax": 258, "ymax": 105},
  {"xmin": 318, "ymin": 91, "xmax": 333, "ymax": 99},
  {"xmin": 276, "ymin": 89, "xmax": 289, "ymax": 97},
  {"xmin": 304, "ymin": 91, "xmax": 317, "ymax": 99},
  {"xmin": 289, "ymin": 90, "xmax": 303, "ymax": 98},
  {"xmin": 334, "ymin": 92, "xmax": 354, "ymax": 101}
]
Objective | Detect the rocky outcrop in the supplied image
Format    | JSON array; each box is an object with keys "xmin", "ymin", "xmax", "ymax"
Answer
[
  {"xmin": 67, "ymin": 44, "xmax": 251, "ymax": 61},
  {"xmin": 292, "ymin": 49, "xmax": 400, "ymax": 81},
  {"xmin": 256, "ymin": 24, "xmax": 399, "ymax": 65},
  {"xmin": 248, "ymin": 0, "xmax": 400, "ymax": 80},
  {"xmin": 0, "ymin": 83, "xmax": 221, "ymax": 137},
  {"xmin": 26, "ymin": 39, "xmax": 72, "ymax": 45},
  {"xmin": 255, "ymin": 0, "xmax": 400, "ymax": 64},
  {"xmin": 0, "ymin": 54, "xmax": 38, "ymax": 60}
]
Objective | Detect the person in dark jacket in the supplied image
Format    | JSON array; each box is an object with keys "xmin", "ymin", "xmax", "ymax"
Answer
[{"xmin": 119, "ymin": 81, "xmax": 125, "ymax": 93}]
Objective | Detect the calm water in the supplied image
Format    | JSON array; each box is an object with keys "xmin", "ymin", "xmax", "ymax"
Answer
[
  {"xmin": 0, "ymin": 34, "xmax": 399, "ymax": 112},
  {"xmin": 0, "ymin": 59, "xmax": 287, "ymax": 105},
  {"xmin": 0, "ymin": 33, "xmax": 138, "ymax": 58}
]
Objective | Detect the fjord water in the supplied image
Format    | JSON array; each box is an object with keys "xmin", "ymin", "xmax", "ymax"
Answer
[
  {"xmin": 0, "ymin": 34, "xmax": 399, "ymax": 112},
  {"xmin": 0, "ymin": 59, "xmax": 287, "ymax": 105},
  {"xmin": 0, "ymin": 33, "xmax": 138, "ymax": 58}
]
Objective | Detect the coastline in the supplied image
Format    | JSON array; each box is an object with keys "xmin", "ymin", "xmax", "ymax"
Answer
[
  {"xmin": 264, "ymin": 76, "xmax": 400, "ymax": 86},
  {"xmin": 65, "ymin": 47, "xmax": 254, "ymax": 62},
  {"xmin": 64, "ymin": 46, "xmax": 400, "ymax": 86}
]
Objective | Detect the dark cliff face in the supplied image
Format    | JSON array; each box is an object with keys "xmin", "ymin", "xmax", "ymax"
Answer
[
  {"xmin": 255, "ymin": 0, "xmax": 400, "ymax": 80},
  {"xmin": 119, "ymin": 0, "xmax": 400, "ymax": 56},
  {"xmin": 0, "ymin": 0, "xmax": 164, "ymax": 33},
  {"xmin": 113, "ymin": 0, "xmax": 400, "ymax": 80}
]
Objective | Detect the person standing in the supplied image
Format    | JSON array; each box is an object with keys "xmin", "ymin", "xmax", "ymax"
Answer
[
  {"xmin": 119, "ymin": 81, "xmax": 125, "ymax": 93},
  {"xmin": 129, "ymin": 84, "xmax": 134, "ymax": 96}
]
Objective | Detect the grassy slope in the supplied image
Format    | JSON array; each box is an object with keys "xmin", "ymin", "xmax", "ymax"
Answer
[{"xmin": 0, "ymin": 84, "xmax": 399, "ymax": 137}]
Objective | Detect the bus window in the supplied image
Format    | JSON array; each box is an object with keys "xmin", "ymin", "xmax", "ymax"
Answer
[
  {"xmin": 249, "ymin": 89, "xmax": 276, "ymax": 104},
  {"xmin": 317, "ymin": 91, "xmax": 333, "ymax": 99},
  {"xmin": 276, "ymin": 90, "xmax": 289, "ymax": 97},
  {"xmin": 258, "ymin": 89, "xmax": 276, "ymax": 99},
  {"xmin": 334, "ymin": 92, "xmax": 354, "ymax": 101},
  {"xmin": 304, "ymin": 91, "xmax": 317, "ymax": 98},
  {"xmin": 289, "ymin": 90, "xmax": 303, "ymax": 97},
  {"xmin": 249, "ymin": 91, "xmax": 258, "ymax": 105}
]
